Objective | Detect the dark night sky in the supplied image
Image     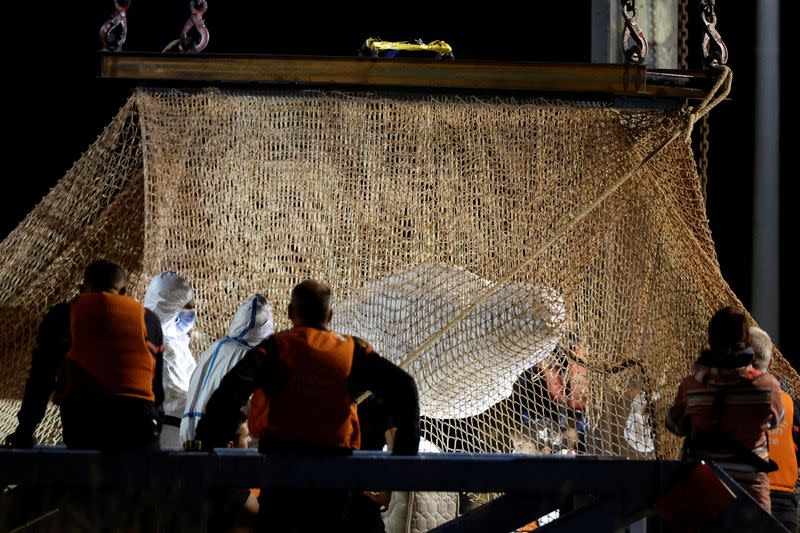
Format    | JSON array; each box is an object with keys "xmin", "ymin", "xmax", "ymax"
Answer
[{"xmin": 2, "ymin": 2, "xmax": 796, "ymax": 365}]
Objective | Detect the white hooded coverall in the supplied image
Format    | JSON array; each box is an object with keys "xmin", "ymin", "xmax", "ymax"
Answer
[
  {"xmin": 144, "ymin": 271, "xmax": 197, "ymax": 449},
  {"xmin": 180, "ymin": 294, "xmax": 274, "ymax": 445}
]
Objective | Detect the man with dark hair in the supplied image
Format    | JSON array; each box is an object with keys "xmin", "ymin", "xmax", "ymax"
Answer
[
  {"xmin": 195, "ymin": 279, "xmax": 420, "ymax": 532},
  {"xmin": 666, "ymin": 306, "xmax": 783, "ymax": 511},
  {"xmin": 290, "ymin": 279, "xmax": 332, "ymax": 325},
  {"xmin": 707, "ymin": 306, "xmax": 751, "ymax": 361},
  {"xmin": 81, "ymin": 259, "xmax": 128, "ymax": 294},
  {"xmin": 3, "ymin": 259, "xmax": 165, "ymax": 450}
]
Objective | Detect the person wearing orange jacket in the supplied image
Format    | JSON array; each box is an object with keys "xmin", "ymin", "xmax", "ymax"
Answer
[
  {"xmin": 195, "ymin": 279, "xmax": 420, "ymax": 533},
  {"xmin": 510, "ymin": 336, "xmax": 588, "ymax": 456},
  {"xmin": 750, "ymin": 326, "xmax": 799, "ymax": 532},
  {"xmin": 3, "ymin": 259, "xmax": 165, "ymax": 451},
  {"xmin": 666, "ymin": 307, "xmax": 783, "ymax": 512}
]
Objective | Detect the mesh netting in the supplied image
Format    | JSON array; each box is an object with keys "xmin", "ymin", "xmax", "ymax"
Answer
[{"xmin": 0, "ymin": 88, "xmax": 796, "ymax": 459}]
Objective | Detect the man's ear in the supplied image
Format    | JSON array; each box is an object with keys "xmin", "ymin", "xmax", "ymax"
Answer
[{"xmin": 287, "ymin": 303, "xmax": 294, "ymax": 321}]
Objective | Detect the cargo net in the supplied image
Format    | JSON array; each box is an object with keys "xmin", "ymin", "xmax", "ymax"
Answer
[{"xmin": 1, "ymin": 88, "xmax": 797, "ymax": 459}]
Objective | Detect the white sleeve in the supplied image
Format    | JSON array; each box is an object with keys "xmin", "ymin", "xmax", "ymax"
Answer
[{"xmin": 162, "ymin": 343, "xmax": 196, "ymax": 418}]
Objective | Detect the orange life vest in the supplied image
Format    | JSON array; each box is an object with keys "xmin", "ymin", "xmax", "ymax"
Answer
[
  {"xmin": 59, "ymin": 293, "xmax": 156, "ymax": 402},
  {"xmin": 249, "ymin": 388, "xmax": 269, "ymax": 439},
  {"xmin": 542, "ymin": 360, "xmax": 587, "ymax": 411},
  {"xmin": 768, "ymin": 391, "xmax": 798, "ymax": 492},
  {"xmin": 248, "ymin": 327, "xmax": 361, "ymax": 449}
]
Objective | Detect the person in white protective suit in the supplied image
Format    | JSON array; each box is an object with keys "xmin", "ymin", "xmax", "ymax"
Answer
[
  {"xmin": 144, "ymin": 271, "xmax": 197, "ymax": 449},
  {"xmin": 624, "ymin": 384, "xmax": 656, "ymax": 454},
  {"xmin": 181, "ymin": 294, "xmax": 274, "ymax": 447}
]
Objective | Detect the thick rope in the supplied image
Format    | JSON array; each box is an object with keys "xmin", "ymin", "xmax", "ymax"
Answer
[
  {"xmin": 685, "ymin": 65, "xmax": 732, "ymax": 141},
  {"xmin": 399, "ymin": 66, "xmax": 733, "ymax": 374},
  {"xmin": 397, "ymin": 126, "xmax": 686, "ymax": 371},
  {"xmin": 698, "ymin": 115, "xmax": 711, "ymax": 201}
]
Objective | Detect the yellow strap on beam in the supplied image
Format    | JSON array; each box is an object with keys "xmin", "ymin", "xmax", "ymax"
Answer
[{"xmin": 365, "ymin": 38, "xmax": 453, "ymax": 56}]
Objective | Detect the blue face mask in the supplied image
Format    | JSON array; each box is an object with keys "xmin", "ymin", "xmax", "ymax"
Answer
[{"xmin": 176, "ymin": 309, "xmax": 197, "ymax": 334}]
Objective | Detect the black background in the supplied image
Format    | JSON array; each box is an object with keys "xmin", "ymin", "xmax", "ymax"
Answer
[{"xmin": 2, "ymin": 2, "xmax": 796, "ymax": 367}]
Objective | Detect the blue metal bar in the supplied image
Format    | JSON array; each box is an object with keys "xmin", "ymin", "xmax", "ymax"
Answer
[
  {"xmin": 0, "ymin": 450, "xmax": 788, "ymax": 532},
  {"xmin": 0, "ymin": 449, "xmax": 686, "ymax": 494}
]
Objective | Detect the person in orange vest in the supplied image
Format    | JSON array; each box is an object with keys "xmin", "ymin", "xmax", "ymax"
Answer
[
  {"xmin": 194, "ymin": 279, "xmax": 420, "ymax": 533},
  {"xmin": 666, "ymin": 307, "xmax": 783, "ymax": 512},
  {"xmin": 3, "ymin": 259, "xmax": 165, "ymax": 451},
  {"xmin": 511, "ymin": 335, "xmax": 588, "ymax": 454},
  {"xmin": 540, "ymin": 339, "xmax": 588, "ymax": 453},
  {"xmin": 750, "ymin": 326, "xmax": 799, "ymax": 532}
]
